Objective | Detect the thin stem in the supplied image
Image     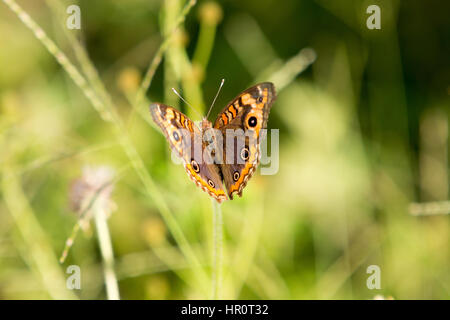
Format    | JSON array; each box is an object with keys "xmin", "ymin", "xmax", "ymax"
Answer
[
  {"xmin": 263, "ymin": 48, "xmax": 317, "ymax": 91},
  {"xmin": 59, "ymin": 222, "xmax": 81, "ymax": 264},
  {"xmin": 2, "ymin": 0, "xmax": 209, "ymax": 293},
  {"xmin": 2, "ymin": 166, "xmax": 77, "ymax": 300},
  {"xmin": 45, "ymin": 0, "xmax": 113, "ymax": 109},
  {"xmin": 193, "ymin": 2, "xmax": 222, "ymax": 74},
  {"xmin": 135, "ymin": 0, "xmax": 197, "ymax": 108},
  {"xmin": 94, "ymin": 207, "xmax": 120, "ymax": 300},
  {"xmin": 1, "ymin": 0, "xmax": 112, "ymax": 122},
  {"xmin": 211, "ymin": 199, "xmax": 223, "ymax": 300}
]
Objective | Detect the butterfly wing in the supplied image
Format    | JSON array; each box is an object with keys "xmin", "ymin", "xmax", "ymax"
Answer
[
  {"xmin": 213, "ymin": 82, "xmax": 276, "ymax": 199},
  {"xmin": 150, "ymin": 103, "xmax": 227, "ymax": 203}
]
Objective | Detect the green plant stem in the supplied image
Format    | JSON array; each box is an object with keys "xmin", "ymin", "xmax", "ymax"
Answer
[
  {"xmin": 193, "ymin": 20, "xmax": 218, "ymax": 74},
  {"xmin": 263, "ymin": 48, "xmax": 317, "ymax": 91},
  {"xmin": 45, "ymin": 0, "xmax": 113, "ymax": 109},
  {"xmin": 135, "ymin": 0, "xmax": 197, "ymax": 108},
  {"xmin": 2, "ymin": 166, "xmax": 77, "ymax": 300},
  {"xmin": 162, "ymin": 0, "xmax": 183, "ymax": 107},
  {"xmin": 2, "ymin": 0, "xmax": 112, "ymax": 122},
  {"xmin": 3, "ymin": 0, "xmax": 209, "ymax": 295},
  {"xmin": 211, "ymin": 199, "xmax": 223, "ymax": 299},
  {"xmin": 94, "ymin": 207, "xmax": 120, "ymax": 300}
]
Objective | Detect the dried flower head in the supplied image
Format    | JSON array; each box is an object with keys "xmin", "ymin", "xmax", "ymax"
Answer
[{"xmin": 69, "ymin": 165, "xmax": 116, "ymax": 229}]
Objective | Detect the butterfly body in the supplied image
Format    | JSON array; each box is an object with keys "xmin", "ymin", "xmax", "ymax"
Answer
[{"xmin": 150, "ymin": 82, "xmax": 276, "ymax": 203}]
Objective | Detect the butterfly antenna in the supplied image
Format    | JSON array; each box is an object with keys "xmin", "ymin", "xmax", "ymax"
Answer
[
  {"xmin": 205, "ymin": 79, "xmax": 225, "ymax": 120},
  {"xmin": 171, "ymin": 88, "xmax": 203, "ymax": 119}
]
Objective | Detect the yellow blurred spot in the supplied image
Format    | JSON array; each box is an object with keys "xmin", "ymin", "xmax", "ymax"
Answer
[
  {"xmin": 117, "ymin": 67, "xmax": 141, "ymax": 93},
  {"xmin": 189, "ymin": 62, "xmax": 205, "ymax": 83},
  {"xmin": 1, "ymin": 91, "xmax": 21, "ymax": 120},
  {"xmin": 373, "ymin": 295, "xmax": 394, "ymax": 300},
  {"xmin": 198, "ymin": 2, "xmax": 223, "ymax": 26},
  {"xmin": 141, "ymin": 216, "xmax": 167, "ymax": 246},
  {"xmin": 173, "ymin": 28, "xmax": 189, "ymax": 47},
  {"xmin": 145, "ymin": 276, "xmax": 170, "ymax": 299}
]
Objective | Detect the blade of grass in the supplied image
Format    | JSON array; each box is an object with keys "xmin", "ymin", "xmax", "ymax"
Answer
[
  {"xmin": 162, "ymin": 0, "xmax": 183, "ymax": 108},
  {"xmin": 229, "ymin": 200, "xmax": 264, "ymax": 298},
  {"xmin": 224, "ymin": 13, "xmax": 316, "ymax": 90},
  {"xmin": 2, "ymin": 165, "xmax": 77, "ymax": 300},
  {"xmin": 94, "ymin": 205, "xmax": 120, "ymax": 300},
  {"xmin": 2, "ymin": 0, "xmax": 112, "ymax": 122},
  {"xmin": 45, "ymin": 0, "xmax": 114, "ymax": 110},
  {"xmin": 193, "ymin": 1, "xmax": 223, "ymax": 75},
  {"xmin": 211, "ymin": 199, "xmax": 223, "ymax": 299},
  {"xmin": 3, "ymin": 0, "xmax": 209, "ymax": 295},
  {"xmin": 134, "ymin": 0, "xmax": 197, "ymax": 109},
  {"xmin": 261, "ymin": 48, "xmax": 317, "ymax": 91}
]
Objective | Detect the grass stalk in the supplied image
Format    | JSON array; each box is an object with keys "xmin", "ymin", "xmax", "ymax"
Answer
[
  {"xmin": 2, "ymin": 166, "xmax": 77, "ymax": 300},
  {"xmin": 193, "ymin": 2, "xmax": 222, "ymax": 74},
  {"xmin": 2, "ymin": 0, "xmax": 112, "ymax": 122},
  {"xmin": 45, "ymin": 0, "xmax": 114, "ymax": 109},
  {"xmin": 263, "ymin": 48, "xmax": 317, "ymax": 91},
  {"xmin": 134, "ymin": 0, "xmax": 197, "ymax": 109},
  {"xmin": 211, "ymin": 199, "xmax": 223, "ymax": 299},
  {"xmin": 3, "ymin": 0, "xmax": 209, "ymax": 295},
  {"xmin": 162, "ymin": 0, "xmax": 183, "ymax": 107},
  {"xmin": 94, "ymin": 207, "xmax": 120, "ymax": 300}
]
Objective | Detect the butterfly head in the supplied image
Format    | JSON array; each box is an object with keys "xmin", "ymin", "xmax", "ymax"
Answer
[
  {"xmin": 201, "ymin": 118, "xmax": 216, "ymax": 146},
  {"xmin": 201, "ymin": 118, "xmax": 213, "ymax": 131}
]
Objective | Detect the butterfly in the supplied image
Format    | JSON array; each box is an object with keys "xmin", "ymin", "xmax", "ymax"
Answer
[{"xmin": 150, "ymin": 82, "xmax": 276, "ymax": 203}]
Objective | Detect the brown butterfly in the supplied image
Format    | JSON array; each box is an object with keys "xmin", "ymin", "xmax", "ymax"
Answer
[{"xmin": 150, "ymin": 82, "xmax": 276, "ymax": 203}]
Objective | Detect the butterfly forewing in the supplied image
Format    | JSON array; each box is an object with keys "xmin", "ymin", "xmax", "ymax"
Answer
[{"xmin": 213, "ymin": 82, "xmax": 276, "ymax": 132}]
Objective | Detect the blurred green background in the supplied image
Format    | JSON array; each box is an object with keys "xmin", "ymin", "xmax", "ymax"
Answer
[{"xmin": 0, "ymin": 0, "xmax": 449, "ymax": 300}]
